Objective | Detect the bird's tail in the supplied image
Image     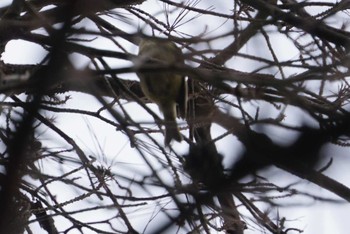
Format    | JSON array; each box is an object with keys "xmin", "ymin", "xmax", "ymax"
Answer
[
  {"xmin": 160, "ymin": 103, "xmax": 183, "ymax": 146},
  {"xmin": 164, "ymin": 122, "xmax": 182, "ymax": 146}
]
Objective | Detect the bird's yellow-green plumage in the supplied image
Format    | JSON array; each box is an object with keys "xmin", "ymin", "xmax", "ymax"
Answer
[{"xmin": 137, "ymin": 38, "xmax": 187, "ymax": 145}]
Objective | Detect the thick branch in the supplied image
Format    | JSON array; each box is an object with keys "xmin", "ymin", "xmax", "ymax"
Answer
[
  {"xmin": 241, "ymin": 0, "xmax": 350, "ymax": 49},
  {"xmin": 213, "ymin": 108, "xmax": 350, "ymax": 202}
]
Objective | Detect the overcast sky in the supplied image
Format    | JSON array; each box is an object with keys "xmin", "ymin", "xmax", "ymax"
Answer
[{"xmin": 1, "ymin": 0, "xmax": 350, "ymax": 233}]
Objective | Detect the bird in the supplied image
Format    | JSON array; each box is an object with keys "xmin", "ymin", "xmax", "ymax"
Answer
[{"xmin": 137, "ymin": 38, "xmax": 187, "ymax": 145}]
